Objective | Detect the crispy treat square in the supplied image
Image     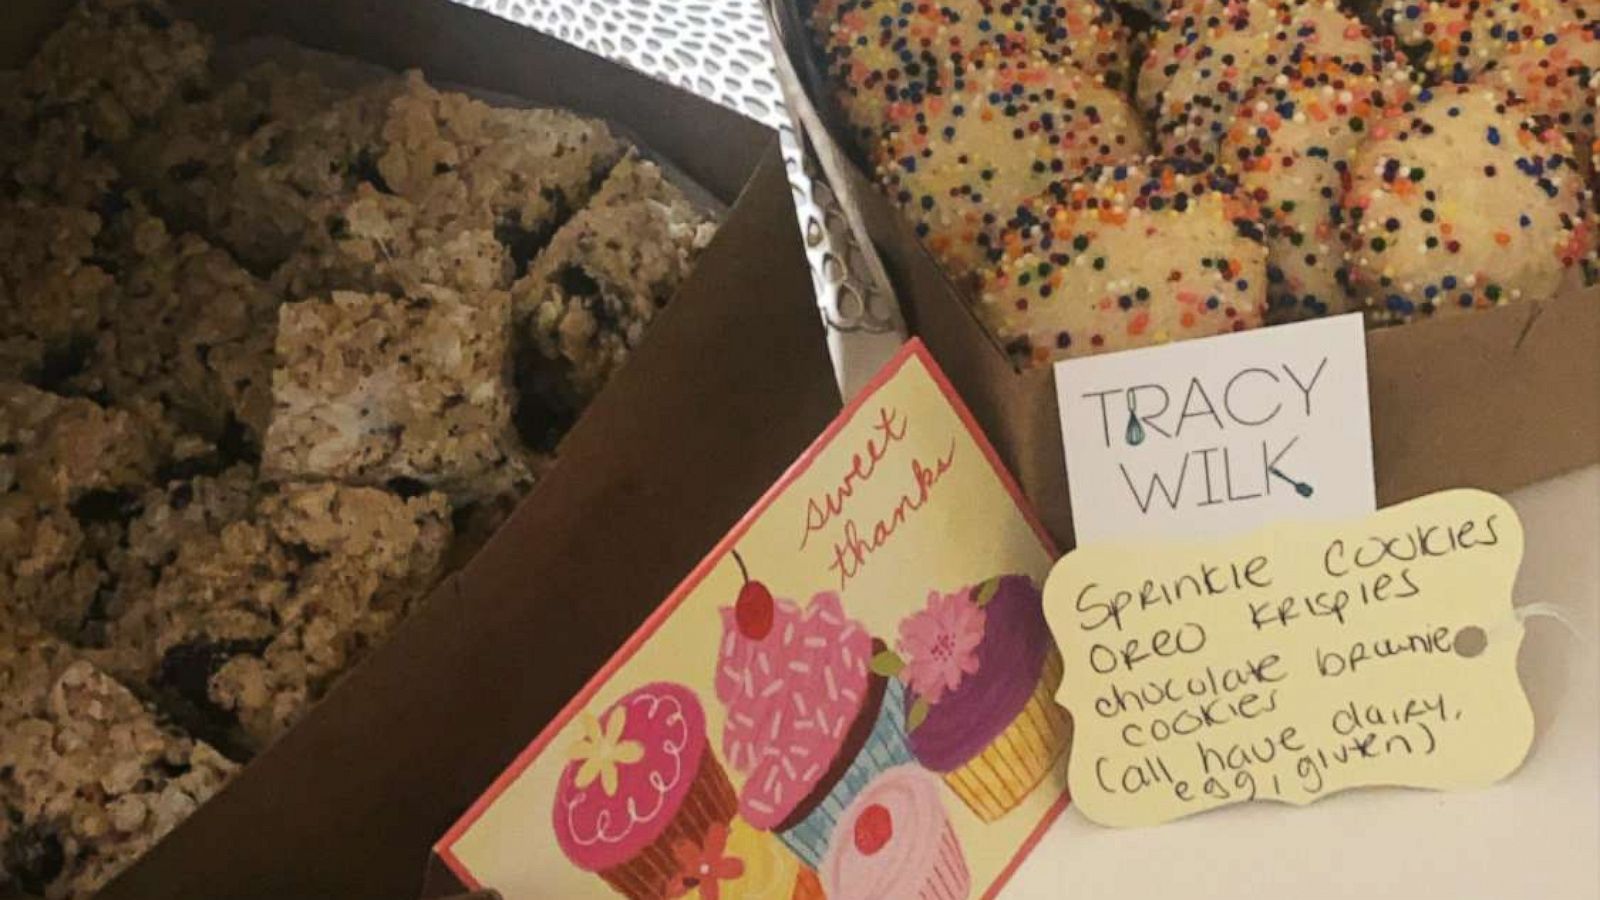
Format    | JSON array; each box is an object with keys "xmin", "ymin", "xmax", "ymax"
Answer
[
  {"xmin": 0, "ymin": 200, "xmax": 116, "ymax": 388},
  {"xmin": 115, "ymin": 62, "xmax": 338, "ymax": 263},
  {"xmin": 0, "ymin": 383, "xmax": 154, "ymax": 508},
  {"xmin": 106, "ymin": 482, "xmax": 450, "ymax": 753},
  {"xmin": 0, "ymin": 617, "xmax": 236, "ymax": 899},
  {"xmin": 20, "ymin": 0, "xmax": 212, "ymax": 145},
  {"xmin": 269, "ymin": 72, "xmax": 627, "ymax": 298},
  {"xmin": 0, "ymin": 384, "xmax": 156, "ymax": 640},
  {"xmin": 73, "ymin": 202, "xmax": 280, "ymax": 446},
  {"xmin": 514, "ymin": 151, "xmax": 718, "ymax": 424},
  {"xmin": 374, "ymin": 71, "xmax": 625, "ymax": 265},
  {"xmin": 263, "ymin": 286, "xmax": 533, "ymax": 501},
  {"xmin": 269, "ymin": 185, "xmax": 511, "ymax": 300}
]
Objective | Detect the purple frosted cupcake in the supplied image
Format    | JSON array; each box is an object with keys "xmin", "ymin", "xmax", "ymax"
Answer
[{"xmin": 874, "ymin": 575, "xmax": 1070, "ymax": 822}]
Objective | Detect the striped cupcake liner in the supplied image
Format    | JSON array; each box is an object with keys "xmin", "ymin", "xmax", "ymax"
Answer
[
  {"xmin": 919, "ymin": 820, "xmax": 973, "ymax": 900},
  {"xmin": 777, "ymin": 678, "xmax": 914, "ymax": 867},
  {"xmin": 599, "ymin": 748, "xmax": 739, "ymax": 899},
  {"xmin": 943, "ymin": 649, "xmax": 1071, "ymax": 823}
]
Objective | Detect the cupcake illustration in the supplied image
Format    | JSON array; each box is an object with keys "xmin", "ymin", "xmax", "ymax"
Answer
[
  {"xmin": 664, "ymin": 817, "xmax": 825, "ymax": 899},
  {"xmin": 553, "ymin": 682, "xmax": 737, "ymax": 899},
  {"xmin": 821, "ymin": 765, "xmax": 971, "ymax": 900},
  {"xmin": 715, "ymin": 554, "xmax": 914, "ymax": 867},
  {"xmin": 873, "ymin": 575, "xmax": 1070, "ymax": 822}
]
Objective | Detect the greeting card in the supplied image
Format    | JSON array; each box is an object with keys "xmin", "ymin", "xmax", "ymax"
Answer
[{"xmin": 436, "ymin": 341, "xmax": 1064, "ymax": 898}]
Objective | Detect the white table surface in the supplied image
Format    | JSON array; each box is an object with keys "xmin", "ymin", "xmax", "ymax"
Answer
[{"xmin": 448, "ymin": 4, "xmax": 1600, "ymax": 895}]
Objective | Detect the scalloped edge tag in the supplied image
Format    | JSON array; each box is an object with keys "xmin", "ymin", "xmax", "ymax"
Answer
[{"xmin": 1042, "ymin": 488, "xmax": 1534, "ymax": 827}]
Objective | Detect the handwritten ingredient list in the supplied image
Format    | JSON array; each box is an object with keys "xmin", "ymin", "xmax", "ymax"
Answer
[{"xmin": 1042, "ymin": 489, "xmax": 1535, "ymax": 828}]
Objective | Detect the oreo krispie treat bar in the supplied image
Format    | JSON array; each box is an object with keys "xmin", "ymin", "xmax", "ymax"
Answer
[
  {"xmin": 270, "ymin": 71, "xmax": 625, "ymax": 298},
  {"xmin": 71, "ymin": 200, "xmax": 280, "ymax": 448},
  {"xmin": 3, "ymin": 0, "xmax": 209, "ymax": 210},
  {"xmin": 3, "ymin": 0, "xmax": 720, "ymax": 891},
  {"xmin": 261, "ymin": 286, "xmax": 535, "ymax": 504},
  {"xmin": 0, "ymin": 616, "xmax": 236, "ymax": 899},
  {"xmin": 269, "ymin": 184, "xmax": 512, "ymax": 300},
  {"xmin": 115, "ymin": 61, "xmax": 339, "ymax": 264},
  {"xmin": 106, "ymin": 482, "xmax": 451, "ymax": 754},
  {"xmin": 0, "ymin": 80, "xmax": 122, "ymax": 209},
  {"xmin": 19, "ymin": 0, "xmax": 211, "ymax": 145},
  {"xmin": 1, "ymin": 383, "xmax": 156, "ymax": 641},
  {"xmin": 87, "ymin": 466, "xmax": 258, "ymax": 652},
  {"xmin": 513, "ymin": 150, "xmax": 718, "ymax": 435},
  {"xmin": 133, "ymin": 67, "xmax": 626, "ymax": 287},
  {"xmin": 113, "ymin": 69, "xmax": 405, "ymax": 273},
  {"xmin": 0, "ymin": 200, "xmax": 115, "ymax": 389}
]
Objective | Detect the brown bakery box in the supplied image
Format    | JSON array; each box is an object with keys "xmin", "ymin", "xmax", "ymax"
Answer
[
  {"xmin": 9, "ymin": 1, "xmax": 842, "ymax": 897},
  {"xmin": 762, "ymin": 0, "xmax": 1600, "ymax": 549}
]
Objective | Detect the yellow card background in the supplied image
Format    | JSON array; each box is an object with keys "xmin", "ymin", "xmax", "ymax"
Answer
[
  {"xmin": 1043, "ymin": 488, "xmax": 1535, "ymax": 828},
  {"xmin": 444, "ymin": 345, "xmax": 1060, "ymax": 896}
]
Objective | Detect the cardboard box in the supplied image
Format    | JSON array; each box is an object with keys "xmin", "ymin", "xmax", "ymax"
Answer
[
  {"xmin": 9, "ymin": 1, "xmax": 840, "ymax": 897},
  {"xmin": 762, "ymin": 0, "xmax": 1600, "ymax": 549}
]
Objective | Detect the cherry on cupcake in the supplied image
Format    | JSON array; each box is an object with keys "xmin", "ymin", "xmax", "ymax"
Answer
[
  {"xmin": 853, "ymin": 803, "xmax": 893, "ymax": 856},
  {"xmin": 730, "ymin": 550, "xmax": 774, "ymax": 640}
]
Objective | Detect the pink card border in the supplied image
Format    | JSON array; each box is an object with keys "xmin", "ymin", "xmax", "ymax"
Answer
[{"xmin": 436, "ymin": 339, "xmax": 1066, "ymax": 898}]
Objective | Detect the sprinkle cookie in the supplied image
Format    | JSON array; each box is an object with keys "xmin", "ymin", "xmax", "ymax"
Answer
[
  {"xmin": 978, "ymin": 161, "xmax": 1269, "ymax": 364},
  {"xmin": 818, "ymin": 0, "xmax": 1134, "ymax": 149},
  {"xmin": 1340, "ymin": 85, "xmax": 1594, "ymax": 323},
  {"xmin": 878, "ymin": 57, "xmax": 1149, "ymax": 286},
  {"xmin": 1221, "ymin": 66, "xmax": 1416, "ymax": 319},
  {"xmin": 1140, "ymin": 0, "xmax": 1395, "ymax": 165},
  {"xmin": 1377, "ymin": 0, "xmax": 1590, "ymax": 85},
  {"xmin": 1474, "ymin": 16, "xmax": 1598, "ymax": 172}
]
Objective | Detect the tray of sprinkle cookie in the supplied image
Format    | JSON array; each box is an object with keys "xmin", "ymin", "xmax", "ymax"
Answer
[{"xmin": 763, "ymin": 0, "xmax": 1599, "ymax": 546}]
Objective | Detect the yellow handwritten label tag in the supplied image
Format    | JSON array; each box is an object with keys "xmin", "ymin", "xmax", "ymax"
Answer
[{"xmin": 1042, "ymin": 488, "xmax": 1534, "ymax": 828}]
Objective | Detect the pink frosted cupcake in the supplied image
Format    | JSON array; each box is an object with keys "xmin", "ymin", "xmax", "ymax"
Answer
[
  {"xmin": 553, "ymin": 682, "xmax": 737, "ymax": 899},
  {"xmin": 821, "ymin": 765, "xmax": 971, "ymax": 900},
  {"xmin": 715, "ymin": 576, "xmax": 912, "ymax": 868}
]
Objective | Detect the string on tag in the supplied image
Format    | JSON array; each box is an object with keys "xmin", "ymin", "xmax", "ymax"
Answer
[
  {"xmin": 1514, "ymin": 601, "xmax": 1591, "ymax": 648},
  {"xmin": 1465, "ymin": 603, "xmax": 1589, "ymax": 661}
]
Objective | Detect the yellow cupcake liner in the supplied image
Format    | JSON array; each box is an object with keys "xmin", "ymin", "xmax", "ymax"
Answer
[
  {"xmin": 942, "ymin": 650, "xmax": 1071, "ymax": 823},
  {"xmin": 722, "ymin": 817, "xmax": 815, "ymax": 900}
]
